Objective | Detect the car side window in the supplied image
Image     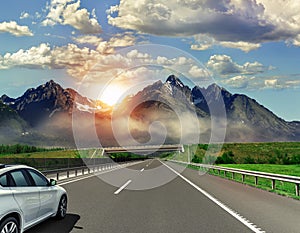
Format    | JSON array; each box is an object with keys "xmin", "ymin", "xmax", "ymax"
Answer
[
  {"xmin": 27, "ymin": 169, "xmax": 49, "ymax": 186},
  {"xmin": 0, "ymin": 174, "xmax": 8, "ymax": 187},
  {"xmin": 9, "ymin": 170, "xmax": 31, "ymax": 187}
]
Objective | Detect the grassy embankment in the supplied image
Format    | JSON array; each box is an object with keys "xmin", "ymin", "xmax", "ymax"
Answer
[
  {"xmin": 0, "ymin": 144, "xmax": 147, "ymax": 169},
  {"xmin": 0, "ymin": 144, "xmax": 107, "ymax": 169},
  {"xmin": 162, "ymin": 142, "xmax": 300, "ymax": 199}
]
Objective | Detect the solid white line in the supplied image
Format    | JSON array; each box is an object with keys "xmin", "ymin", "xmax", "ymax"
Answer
[
  {"xmin": 140, "ymin": 168, "xmax": 145, "ymax": 172},
  {"xmin": 161, "ymin": 161, "xmax": 265, "ymax": 233},
  {"xmin": 114, "ymin": 180, "xmax": 132, "ymax": 195}
]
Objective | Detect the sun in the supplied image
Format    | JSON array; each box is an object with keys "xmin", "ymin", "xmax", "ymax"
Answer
[{"xmin": 99, "ymin": 85, "xmax": 125, "ymax": 106}]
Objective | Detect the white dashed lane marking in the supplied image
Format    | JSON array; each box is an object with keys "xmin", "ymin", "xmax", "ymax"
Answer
[{"xmin": 114, "ymin": 180, "xmax": 132, "ymax": 195}]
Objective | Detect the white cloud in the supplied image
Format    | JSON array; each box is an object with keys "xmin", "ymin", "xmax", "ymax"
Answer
[
  {"xmin": 2, "ymin": 42, "xmax": 298, "ymax": 91},
  {"xmin": 72, "ymin": 35, "xmax": 103, "ymax": 46},
  {"xmin": 0, "ymin": 43, "xmax": 148, "ymax": 81},
  {"xmin": 207, "ymin": 55, "xmax": 268, "ymax": 76},
  {"xmin": 0, "ymin": 21, "xmax": 33, "ymax": 37},
  {"xmin": 190, "ymin": 44, "xmax": 212, "ymax": 51},
  {"xmin": 42, "ymin": 0, "xmax": 102, "ymax": 34},
  {"xmin": 108, "ymin": 34, "xmax": 136, "ymax": 47},
  {"xmin": 107, "ymin": 0, "xmax": 300, "ymax": 51},
  {"xmin": 265, "ymin": 79, "xmax": 277, "ymax": 86},
  {"xmin": 220, "ymin": 74, "xmax": 300, "ymax": 90},
  {"xmin": 222, "ymin": 75, "xmax": 252, "ymax": 89},
  {"xmin": 189, "ymin": 65, "xmax": 210, "ymax": 78},
  {"xmin": 207, "ymin": 55, "xmax": 242, "ymax": 75},
  {"xmin": 190, "ymin": 35, "xmax": 261, "ymax": 52},
  {"xmin": 106, "ymin": 5, "xmax": 119, "ymax": 15},
  {"xmin": 0, "ymin": 43, "xmax": 99, "ymax": 78},
  {"xmin": 127, "ymin": 50, "xmax": 151, "ymax": 60},
  {"xmin": 72, "ymin": 33, "xmax": 136, "ymax": 54},
  {"xmin": 20, "ymin": 12, "xmax": 30, "ymax": 19},
  {"xmin": 0, "ymin": 41, "xmax": 212, "ymax": 87},
  {"xmin": 1, "ymin": 43, "xmax": 51, "ymax": 69},
  {"xmin": 291, "ymin": 35, "xmax": 300, "ymax": 46},
  {"xmin": 219, "ymin": 41, "xmax": 261, "ymax": 52}
]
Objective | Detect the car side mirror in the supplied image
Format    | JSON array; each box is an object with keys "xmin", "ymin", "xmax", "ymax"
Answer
[{"xmin": 49, "ymin": 179, "xmax": 57, "ymax": 186}]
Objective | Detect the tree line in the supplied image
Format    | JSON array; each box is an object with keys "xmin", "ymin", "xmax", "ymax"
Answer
[{"xmin": 0, "ymin": 144, "xmax": 62, "ymax": 155}]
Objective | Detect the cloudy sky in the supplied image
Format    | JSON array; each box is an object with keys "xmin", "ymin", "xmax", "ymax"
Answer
[{"xmin": 0, "ymin": 0, "xmax": 300, "ymax": 120}]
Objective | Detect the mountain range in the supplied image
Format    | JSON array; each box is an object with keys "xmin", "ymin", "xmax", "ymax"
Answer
[{"xmin": 1, "ymin": 75, "xmax": 299, "ymax": 147}]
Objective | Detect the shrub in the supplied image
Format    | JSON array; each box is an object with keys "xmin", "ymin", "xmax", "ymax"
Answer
[{"xmin": 215, "ymin": 151, "xmax": 235, "ymax": 164}]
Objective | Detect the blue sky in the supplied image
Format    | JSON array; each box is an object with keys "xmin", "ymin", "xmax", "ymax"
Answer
[{"xmin": 0, "ymin": 0, "xmax": 300, "ymax": 120}]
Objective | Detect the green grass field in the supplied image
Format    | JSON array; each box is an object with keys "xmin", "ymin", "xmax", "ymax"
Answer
[
  {"xmin": 219, "ymin": 142, "xmax": 300, "ymax": 164},
  {"xmin": 174, "ymin": 142, "xmax": 300, "ymax": 165}
]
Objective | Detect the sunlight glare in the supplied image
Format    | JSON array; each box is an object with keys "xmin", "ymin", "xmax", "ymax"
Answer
[{"xmin": 100, "ymin": 85, "xmax": 125, "ymax": 106}]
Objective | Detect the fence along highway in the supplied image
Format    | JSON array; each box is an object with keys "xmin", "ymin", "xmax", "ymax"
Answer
[{"xmin": 26, "ymin": 159, "xmax": 300, "ymax": 233}]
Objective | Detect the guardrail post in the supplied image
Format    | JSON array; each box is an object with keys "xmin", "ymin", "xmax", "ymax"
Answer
[
  {"xmin": 255, "ymin": 176, "xmax": 258, "ymax": 186},
  {"xmin": 67, "ymin": 170, "xmax": 69, "ymax": 178},
  {"xmin": 296, "ymin": 183, "xmax": 299, "ymax": 196},
  {"xmin": 75, "ymin": 169, "xmax": 77, "ymax": 177},
  {"xmin": 218, "ymin": 169, "xmax": 220, "ymax": 175},
  {"xmin": 242, "ymin": 174, "xmax": 245, "ymax": 182},
  {"xmin": 82, "ymin": 168, "xmax": 84, "ymax": 175},
  {"xmin": 232, "ymin": 172, "xmax": 234, "ymax": 179},
  {"xmin": 56, "ymin": 172, "xmax": 59, "ymax": 181},
  {"xmin": 271, "ymin": 179, "xmax": 275, "ymax": 190}
]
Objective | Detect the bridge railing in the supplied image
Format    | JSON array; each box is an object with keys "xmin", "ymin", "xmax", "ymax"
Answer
[{"xmin": 168, "ymin": 160, "xmax": 300, "ymax": 196}]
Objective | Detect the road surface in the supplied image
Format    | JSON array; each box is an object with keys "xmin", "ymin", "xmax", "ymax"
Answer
[{"xmin": 27, "ymin": 159, "xmax": 300, "ymax": 233}]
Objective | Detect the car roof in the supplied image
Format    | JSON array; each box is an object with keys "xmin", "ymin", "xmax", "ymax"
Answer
[{"xmin": 0, "ymin": 164, "xmax": 32, "ymax": 175}]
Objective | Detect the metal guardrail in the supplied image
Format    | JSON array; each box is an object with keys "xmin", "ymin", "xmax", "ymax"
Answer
[
  {"xmin": 41, "ymin": 160, "xmax": 143, "ymax": 181},
  {"xmin": 169, "ymin": 160, "xmax": 300, "ymax": 196},
  {"xmin": 42, "ymin": 163, "xmax": 118, "ymax": 181}
]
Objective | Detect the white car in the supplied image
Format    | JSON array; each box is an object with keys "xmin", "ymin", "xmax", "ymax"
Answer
[{"xmin": 0, "ymin": 164, "xmax": 67, "ymax": 233}]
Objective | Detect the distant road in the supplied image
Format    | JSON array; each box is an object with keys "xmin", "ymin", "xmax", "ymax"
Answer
[{"xmin": 27, "ymin": 159, "xmax": 300, "ymax": 233}]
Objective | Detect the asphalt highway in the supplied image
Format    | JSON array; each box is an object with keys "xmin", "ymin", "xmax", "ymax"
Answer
[{"xmin": 27, "ymin": 159, "xmax": 300, "ymax": 233}]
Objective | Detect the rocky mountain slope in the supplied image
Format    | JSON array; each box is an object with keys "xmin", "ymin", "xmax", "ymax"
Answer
[
  {"xmin": 121, "ymin": 75, "xmax": 299, "ymax": 142},
  {"xmin": 0, "ymin": 75, "xmax": 299, "ymax": 146}
]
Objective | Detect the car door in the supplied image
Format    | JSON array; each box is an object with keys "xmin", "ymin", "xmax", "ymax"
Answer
[
  {"xmin": 0, "ymin": 173, "xmax": 20, "ymax": 216},
  {"xmin": 8, "ymin": 169, "xmax": 40, "ymax": 227},
  {"xmin": 26, "ymin": 169, "xmax": 58, "ymax": 217}
]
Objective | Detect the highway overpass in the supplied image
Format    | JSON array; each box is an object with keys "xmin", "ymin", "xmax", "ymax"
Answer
[{"xmin": 104, "ymin": 144, "xmax": 184, "ymax": 154}]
